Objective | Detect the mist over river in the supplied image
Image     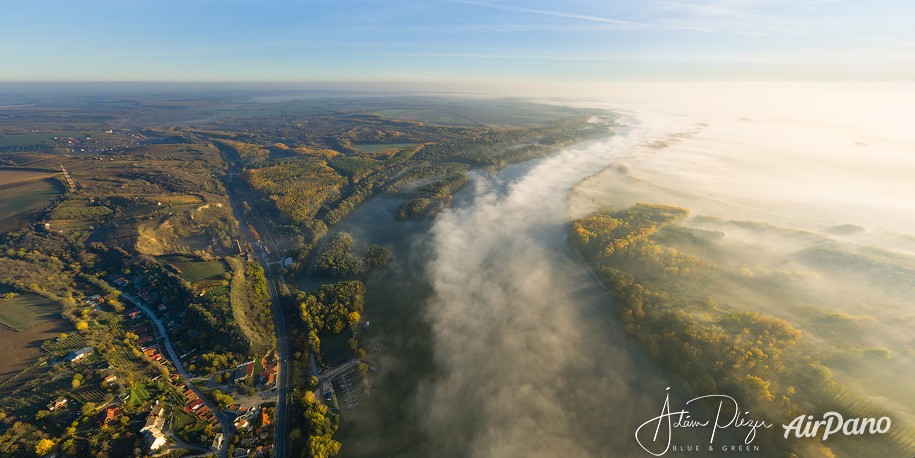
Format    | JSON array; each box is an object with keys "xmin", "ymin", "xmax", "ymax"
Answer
[
  {"xmin": 331, "ymin": 112, "xmax": 710, "ymax": 457},
  {"xmin": 328, "ymin": 82, "xmax": 915, "ymax": 457}
]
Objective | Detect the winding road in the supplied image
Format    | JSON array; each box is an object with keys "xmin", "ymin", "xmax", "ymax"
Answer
[{"xmin": 121, "ymin": 293, "xmax": 235, "ymax": 458}]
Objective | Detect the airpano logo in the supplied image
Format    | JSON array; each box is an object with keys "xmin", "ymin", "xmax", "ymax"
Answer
[
  {"xmin": 782, "ymin": 412, "xmax": 891, "ymax": 440},
  {"xmin": 634, "ymin": 388, "xmax": 771, "ymax": 456}
]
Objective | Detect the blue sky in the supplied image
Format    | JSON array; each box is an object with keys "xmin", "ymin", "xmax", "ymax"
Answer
[{"xmin": 1, "ymin": 0, "xmax": 913, "ymax": 82}]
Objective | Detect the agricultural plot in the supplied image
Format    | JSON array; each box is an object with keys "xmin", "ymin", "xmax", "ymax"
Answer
[
  {"xmin": 0, "ymin": 293, "xmax": 60, "ymax": 331},
  {"xmin": 156, "ymin": 194, "xmax": 205, "ymax": 206},
  {"xmin": 0, "ymin": 169, "xmax": 62, "ymax": 231},
  {"xmin": 160, "ymin": 254, "xmax": 228, "ymax": 283},
  {"xmin": 0, "ymin": 132, "xmax": 59, "ymax": 148},
  {"xmin": 70, "ymin": 386, "xmax": 108, "ymax": 404},
  {"xmin": 0, "ymin": 319, "xmax": 71, "ymax": 384},
  {"xmin": 48, "ymin": 198, "xmax": 112, "ymax": 220},
  {"xmin": 353, "ymin": 142, "xmax": 418, "ymax": 153},
  {"xmin": 41, "ymin": 333, "xmax": 88, "ymax": 357}
]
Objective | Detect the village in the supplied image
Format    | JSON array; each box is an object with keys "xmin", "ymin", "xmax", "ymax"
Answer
[{"xmin": 34, "ymin": 276, "xmax": 282, "ymax": 457}]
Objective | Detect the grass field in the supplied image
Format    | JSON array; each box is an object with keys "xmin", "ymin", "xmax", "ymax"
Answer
[
  {"xmin": 0, "ymin": 169, "xmax": 62, "ymax": 231},
  {"xmin": 160, "ymin": 254, "xmax": 228, "ymax": 283},
  {"xmin": 156, "ymin": 194, "xmax": 204, "ymax": 205},
  {"xmin": 172, "ymin": 409, "xmax": 198, "ymax": 429},
  {"xmin": 353, "ymin": 142, "xmax": 418, "ymax": 153},
  {"xmin": 126, "ymin": 382, "xmax": 151, "ymax": 408},
  {"xmin": 0, "ymin": 293, "xmax": 60, "ymax": 331},
  {"xmin": 0, "ymin": 132, "xmax": 59, "ymax": 148}
]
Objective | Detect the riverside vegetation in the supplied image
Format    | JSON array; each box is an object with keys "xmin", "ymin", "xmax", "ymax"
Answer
[{"xmin": 571, "ymin": 203, "xmax": 915, "ymax": 457}]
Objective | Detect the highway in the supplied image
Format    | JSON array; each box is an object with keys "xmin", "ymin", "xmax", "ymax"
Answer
[{"xmin": 122, "ymin": 293, "xmax": 234, "ymax": 458}]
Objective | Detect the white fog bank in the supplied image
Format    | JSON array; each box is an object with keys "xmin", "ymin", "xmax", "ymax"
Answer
[
  {"xmin": 568, "ymin": 82, "xmax": 915, "ymax": 434},
  {"xmin": 416, "ymin": 114, "xmax": 689, "ymax": 457},
  {"xmin": 569, "ymin": 82, "xmax": 915, "ymax": 250}
]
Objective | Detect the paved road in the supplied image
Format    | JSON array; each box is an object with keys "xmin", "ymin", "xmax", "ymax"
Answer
[
  {"xmin": 163, "ymin": 428, "xmax": 210, "ymax": 455},
  {"xmin": 122, "ymin": 293, "xmax": 234, "ymax": 458},
  {"xmin": 226, "ymin": 170, "xmax": 292, "ymax": 458}
]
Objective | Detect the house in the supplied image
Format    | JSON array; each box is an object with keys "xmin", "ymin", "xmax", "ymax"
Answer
[
  {"xmin": 232, "ymin": 361, "xmax": 256, "ymax": 382},
  {"xmin": 186, "ymin": 399, "xmax": 204, "ymax": 412},
  {"xmin": 47, "ymin": 397, "xmax": 68, "ymax": 411},
  {"xmin": 264, "ymin": 370, "xmax": 276, "ymax": 386},
  {"xmin": 211, "ymin": 433, "xmax": 224, "ymax": 451},
  {"xmin": 260, "ymin": 407, "xmax": 271, "ymax": 427},
  {"xmin": 142, "ymin": 404, "xmax": 166, "ymax": 432},
  {"xmin": 195, "ymin": 405, "xmax": 211, "ymax": 419},
  {"xmin": 139, "ymin": 404, "xmax": 168, "ymax": 451},
  {"xmin": 143, "ymin": 427, "xmax": 167, "ymax": 453},
  {"xmin": 103, "ymin": 374, "xmax": 118, "ymax": 383},
  {"xmin": 260, "ymin": 350, "xmax": 279, "ymax": 386},
  {"xmin": 66, "ymin": 347, "xmax": 94, "ymax": 363},
  {"xmin": 103, "ymin": 406, "xmax": 122, "ymax": 426}
]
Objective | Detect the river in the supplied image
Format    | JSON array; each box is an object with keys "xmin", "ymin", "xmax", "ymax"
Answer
[{"xmin": 319, "ymin": 110, "xmax": 715, "ymax": 457}]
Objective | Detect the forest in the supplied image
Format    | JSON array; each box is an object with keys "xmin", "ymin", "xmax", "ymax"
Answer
[
  {"xmin": 309, "ymin": 232, "xmax": 391, "ymax": 278},
  {"xmin": 571, "ymin": 204, "xmax": 915, "ymax": 457},
  {"xmin": 298, "ymin": 281, "xmax": 366, "ymax": 343}
]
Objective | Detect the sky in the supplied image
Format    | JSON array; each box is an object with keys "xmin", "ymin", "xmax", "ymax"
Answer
[{"xmin": 1, "ymin": 0, "xmax": 914, "ymax": 83}]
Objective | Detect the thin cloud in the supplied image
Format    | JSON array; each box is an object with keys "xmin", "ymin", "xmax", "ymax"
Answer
[
  {"xmin": 453, "ymin": 0, "xmax": 776, "ymax": 37},
  {"xmin": 866, "ymin": 36, "xmax": 915, "ymax": 48},
  {"xmin": 454, "ymin": 0, "xmax": 640, "ymax": 26}
]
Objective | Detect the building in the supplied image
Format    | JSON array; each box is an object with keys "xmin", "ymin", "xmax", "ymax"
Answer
[
  {"xmin": 260, "ymin": 350, "xmax": 279, "ymax": 387},
  {"xmin": 103, "ymin": 406, "xmax": 123, "ymax": 427},
  {"xmin": 211, "ymin": 432, "xmax": 224, "ymax": 451},
  {"xmin": 143, "ymin": 428, "xmax": 167, "ymax": 453},
  {"xmin": 142, "ymin": 404, "xmax": 166, "ymax": 433},
  {"xmin": 232, "ymin": 361, "xmax": 256, "ymax": 382},
  {"xmin": 141, "ymin": 404, "xmax": 168, "ymax": 453},
  {"xmin": 260, "ymin": 407, "xmax": 271, "ymax": 428},
  {"xmin": 65, "ymin": 347, "xmax": 94, "ymax": 363},
  {"xmin": 47, "ymin": 397, "xmax": 68, "ymax": 411},
  {"xmin": 234, "ymin": 417, "xmax": 250, "ymax": 430}
]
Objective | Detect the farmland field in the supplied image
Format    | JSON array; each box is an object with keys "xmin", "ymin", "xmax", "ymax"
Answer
[
  {"xmin": 0, "ymin": 169, "xmax": 62, "ymax": 231},
  {"xmin": 353, "ymin": 142, "xmax": 418, "ymax": 153},
  {"xmin": 0, "ymin": 132, "xmax": 59, "ymax": 148},
  {"xmin": 0, "ymin": 318, "xmax": 71, "ymax": 384},
  {"xmin": 0, "ymin": 293, "xmax": 60, "ymax": 331}
]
